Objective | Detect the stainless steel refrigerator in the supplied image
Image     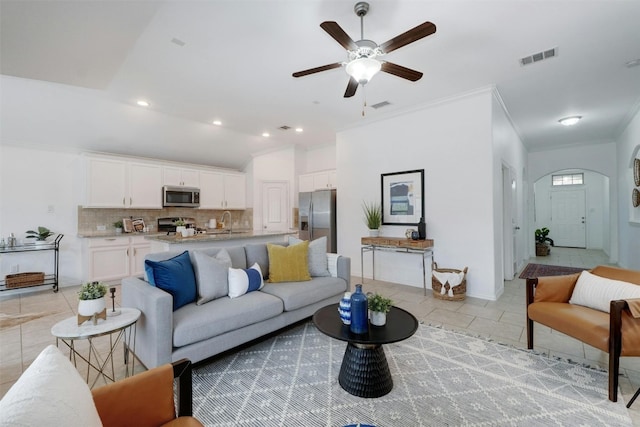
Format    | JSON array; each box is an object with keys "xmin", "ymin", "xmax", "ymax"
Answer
[{"xmin": 299, "ymin": 189, "xmax": 337, "ymax": 253}]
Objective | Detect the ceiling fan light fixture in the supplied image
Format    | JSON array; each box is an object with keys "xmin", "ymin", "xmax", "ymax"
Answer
[
  {"xmin": 559, "ymin": 116, "xmax": 582, "ymax": 126},
  {"xmin": 346, "ymin": 57, "xmax": 381, "ymax": 85}
]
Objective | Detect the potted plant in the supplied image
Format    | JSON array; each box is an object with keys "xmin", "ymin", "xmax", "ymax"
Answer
[
  {"xmin": 174, "ymin": 219, "xmax": 188, "ymax": 236},
  {"xmin": 25, "ymin": 226, "xmax": 55, "ymax": 245},
  {"xmin": 77, "ymin": 281, "xmax": 108, "ymax": 322},
  {"xmin": 362, "ymin": 201, "xmax": 382, "ymax": 237},
  {"xmin": 113, "ymin": 220, "xmax": 124, "ymax": 233},
  {"xmin": 368, "ymin": 293, "xmax": 393, "ymax": 326},
  {"xmin": 535, "ymin": 227, "xmax": 554, "ymax": 256}
]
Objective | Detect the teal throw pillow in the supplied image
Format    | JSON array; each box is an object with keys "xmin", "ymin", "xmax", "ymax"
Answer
[{"xmin": 144, "ymin": 251, "xmax": 196, "ymax": 310}]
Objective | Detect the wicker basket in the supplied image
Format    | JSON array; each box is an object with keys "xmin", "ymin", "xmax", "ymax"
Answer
[
  {"xmin": 5, "ymin": 272, "xmax": 45, "ymax": 289},
  {"xmin": 431, "ymin": 263, "xmax": 468, "ymax": 301}
]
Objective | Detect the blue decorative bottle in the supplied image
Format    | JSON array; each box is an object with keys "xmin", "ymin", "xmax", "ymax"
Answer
[{"xmin": 350, "ymin": 284, "xmax": 368, "ymax": 334}]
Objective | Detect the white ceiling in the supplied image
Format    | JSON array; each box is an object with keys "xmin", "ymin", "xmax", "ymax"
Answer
[{"xmin": 1, "ymin": 0, "xmax": 639, "ymax": 170}]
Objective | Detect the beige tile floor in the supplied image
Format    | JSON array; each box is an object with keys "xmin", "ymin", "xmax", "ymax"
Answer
[{"xmin": 1, "ymin": 247, "xmax": 639, "ymax": 424}]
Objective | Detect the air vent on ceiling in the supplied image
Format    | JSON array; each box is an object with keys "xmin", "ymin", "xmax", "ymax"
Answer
[
  {"xmin": 370, "ymin": 101, "xmax": 391, "ymax": 109},
  {"xmin": 278, "ymin": 125, "xmax": 291, "ymax": 130},
  {"xmin": 520, "ymin": 47, "xmax": 558, "ymax": 66}
]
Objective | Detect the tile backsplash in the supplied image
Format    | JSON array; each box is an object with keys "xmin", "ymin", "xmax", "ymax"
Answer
[{"xmin": 78, "ymin": 207, "xmax": 253, "ymax": 234}]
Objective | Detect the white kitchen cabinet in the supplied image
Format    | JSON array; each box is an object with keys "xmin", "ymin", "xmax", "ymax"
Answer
[
  {"xmin": 84, "ymin": 156, "xmax": 162, "ymax": 208},
  {"xmin": 129, "ymin": 162, "xmax": 163, "ymax": 208},
  {"xmin": 163, "ymin": 166, "xmax": 200, "ymax": 187},
  {"xmin": 199, "ymin": 171, "xmax": 246, "ymax": 209},
  {"xmin": 299, "ymin": 174, "xmax": 315, "ymax": 193},
  {"xmin": 130, "ymin": 236, "xmax": 151, "ymax": 277},
  {"xmin": 84, "ymin": 237, "xmax": 130, "ymax": 282},
  {"xmin": 86, "ymin": 157, "xmax": 128, "ymax": 207},
  {"xmin": 83, "ymin": 235, "xmax": 151, "ymax": 282},
  {"xmin": 299, "ymin": 170, "xmax": 337, "ymax": 192}
]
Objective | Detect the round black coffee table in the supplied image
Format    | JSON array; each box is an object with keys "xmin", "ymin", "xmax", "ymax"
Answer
[{"xmin": 312, "ymin": 303, "xmax": 418, "ymax": 398}]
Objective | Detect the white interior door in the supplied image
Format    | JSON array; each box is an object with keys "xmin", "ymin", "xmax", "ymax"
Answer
[
  {"xmin": 502, "ymin": 165, "xmax": 516, "ymax": 280},
  {"xmin": 262, "ymin": 181, "xmax": 289, "ymax": 231},
  {"xmin": 551, "ymin": 189, "xmax": 586, "ymax": 247}
]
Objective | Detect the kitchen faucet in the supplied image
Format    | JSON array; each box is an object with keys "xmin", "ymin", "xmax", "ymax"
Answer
[{"xmin": 219, "ymin": 210, "xmax": 232, "ymax": 233}]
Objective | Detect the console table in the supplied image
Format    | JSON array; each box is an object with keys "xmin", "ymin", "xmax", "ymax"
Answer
[{"xmin": 361, "ymin": 237, "xmax": 434, "ymax": 295}]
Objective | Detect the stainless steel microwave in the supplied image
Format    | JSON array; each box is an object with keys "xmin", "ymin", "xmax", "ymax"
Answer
[{"xmin": 163, "ymin": 186, "xmax": 200, "ymax": 207}]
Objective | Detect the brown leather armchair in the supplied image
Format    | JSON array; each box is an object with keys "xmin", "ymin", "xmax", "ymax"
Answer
[
  {"xmin": 92, "ymin": 359, "xmax": 203, "ymax": 427},
  {"xmin": 526, "ymin": 265, "xmax": 640, "ymax": 402}
]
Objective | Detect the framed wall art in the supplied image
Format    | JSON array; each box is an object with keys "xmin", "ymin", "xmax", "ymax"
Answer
[{"xmin": 381, "ymin": 169, "xmax": 424, "ymax": 225}]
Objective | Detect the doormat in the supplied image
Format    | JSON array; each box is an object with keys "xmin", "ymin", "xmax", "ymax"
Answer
[{"xmin": 519, "ymin": 263, "xmax": 587, "ymax": 279}]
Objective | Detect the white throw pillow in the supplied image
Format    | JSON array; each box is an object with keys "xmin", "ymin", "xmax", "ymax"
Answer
[
  {"xmin": 192, "ymin": 249, "xmax": 232, "ymax": 305},
  {"xmin": 228, "ymin": 262, "xmax": 264, "ymax": 298},
  {"xmin": 569, "ymin": 270, "xmax": 640, "ymax": 313},
  {"xmin": 288, "ymin": 236, "xmax": 330, "ymax": 277},
  {"xmin": 0, "ymin": 345, "xmax": 103, "ymax": 426}
]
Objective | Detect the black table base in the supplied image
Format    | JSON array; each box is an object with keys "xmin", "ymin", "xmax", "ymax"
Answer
[{"xmin": 338, "ymin": 343, "xmax": 393, "ymax": 398}]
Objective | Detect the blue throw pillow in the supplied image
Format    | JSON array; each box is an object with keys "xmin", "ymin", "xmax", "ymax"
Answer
[{"xmin": 144, "ymin": 251, "xmax": 196, "ymax": 310}]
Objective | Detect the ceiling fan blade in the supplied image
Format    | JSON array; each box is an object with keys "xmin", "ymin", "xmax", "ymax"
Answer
[
  {"xmin": 381, "ymin": 62, "xmax": 423, "ymax": 81},
  {"xmin": 379, "ymin": 21, "xmax": 436, "ymax": 54},
  {"xmin": 344, "ymin": 77, "xmax": 358, "ymax": 98},
  {"xmin": 320, "ymin": 21, "xmax": 358, "ymax": 51},
  {"xmin": 292, "ymin": 62, "xmax": 342, "ymax": 78}
]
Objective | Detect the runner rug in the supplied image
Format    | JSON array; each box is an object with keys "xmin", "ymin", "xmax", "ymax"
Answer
[
  {"xmin": 192, "ymin": 322, "xmax": 631, "ymax": 426},
  {"xmin": 519, "ymin": 263, "xmax": 587, "ymax": 279}
]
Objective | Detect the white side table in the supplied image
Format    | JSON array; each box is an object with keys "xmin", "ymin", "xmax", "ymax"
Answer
[{"xmin": 51, "ymin": 307, "xmax": 141, "ymax": 388}]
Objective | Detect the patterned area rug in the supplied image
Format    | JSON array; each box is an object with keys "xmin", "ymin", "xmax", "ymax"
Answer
[
  {"xmin": 192, "ymin": 322, "xmax": 632, "ymax": 426},
  {"xmin": 519, "ymin": 263, "xmax": 587, "ymax": 279}
]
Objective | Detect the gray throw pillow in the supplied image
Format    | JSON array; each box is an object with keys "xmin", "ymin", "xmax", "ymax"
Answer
[
  {"xmin": 288, "ymin": 236, "xmax": 330, "ymax": 277},
  {"xmin": 192, "ymin": 249, "xmax": 232, "ymax": 305}
]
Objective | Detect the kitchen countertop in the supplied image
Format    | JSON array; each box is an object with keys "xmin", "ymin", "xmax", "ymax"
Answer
[
  {"xmin": 144, "ymin": 229, "xmax": 298, "ymax": 244},
  {"xmin": 77, "ymin": 231, "xmax": 165, "ymax": 238}
]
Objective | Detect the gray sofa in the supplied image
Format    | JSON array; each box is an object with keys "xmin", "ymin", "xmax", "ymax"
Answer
[{"xmin": 122, "ymin": 243, "xmax": 350, "ymax": 369}]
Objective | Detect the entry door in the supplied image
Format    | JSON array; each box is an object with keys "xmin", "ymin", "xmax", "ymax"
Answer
[
  {"xmin": 262, "ymin": 181, "xmax": 289, "ymax": 231},
  {"xmin": 551, "ymin": 189, "xmax": 586, "ymax": 248}
]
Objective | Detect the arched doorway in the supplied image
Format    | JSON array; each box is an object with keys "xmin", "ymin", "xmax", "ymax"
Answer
[{"xmin": 533, "ymin": 169, "xmax": 610, "ymax": 253}]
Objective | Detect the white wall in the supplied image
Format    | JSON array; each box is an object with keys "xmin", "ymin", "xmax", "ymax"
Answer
[
  {"xmin": 616, "ymin": 108, "xmax": 640, "ymax": 270},
  {"xmin": 337, "ymin": 89, "xmax": 506, "ymax": 300},
  {"xmin": 533, "ymin": 170, "xmax": 608, "ymax": 250},
  {"xmin": 528, "ymin": 142, "xmax": 618, "ymax": 262},
  {"xmin": 491, "ymin": 92, "xmax": 528, "ymax": 287},
  {"xmin": 303, "ymin": 145, "xmax": 337, "ymax": 173},
  {"xmin": 0, "ymin": 145, "xmax": 83, "ymax": 286}
]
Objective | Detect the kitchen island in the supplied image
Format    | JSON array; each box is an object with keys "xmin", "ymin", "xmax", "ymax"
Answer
[{"xmin": 144, "ymin": 229, "xmax": 298, "ymax": 252}]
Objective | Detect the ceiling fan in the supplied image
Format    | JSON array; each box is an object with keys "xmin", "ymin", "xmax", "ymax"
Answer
[{"xmin": 292, "ymin": 1, "xmax": 436, "ymax": 98}]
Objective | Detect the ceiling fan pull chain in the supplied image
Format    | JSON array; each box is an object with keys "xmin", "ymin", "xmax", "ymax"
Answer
[{"xmin": 362, "ymin": 85, "xmax": 367, "ymax": 117}]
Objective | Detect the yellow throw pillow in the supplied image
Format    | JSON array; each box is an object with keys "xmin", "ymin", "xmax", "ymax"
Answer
[{"xmin": 267, "ymin": 241, "xmax": 311, "ymax": 283}]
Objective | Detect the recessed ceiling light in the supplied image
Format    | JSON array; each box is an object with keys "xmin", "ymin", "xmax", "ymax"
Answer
[
  {"xmin": 212, "ymin": 120, "xmax": 222, "ymax": 126},
  {"xmin": 136, "ymin": 100, "xmax": 150, "ymax": 107},
  {"xmin": 559, "ymin": 116, "xmax": 582, "ymax": 126},
  {"xmin": 295, "ymin": 128, "xmax": 303, "ymax": 133},
  {"xmin": 262, "ymin": 132, "xmax": 270, "ymax": 137}
]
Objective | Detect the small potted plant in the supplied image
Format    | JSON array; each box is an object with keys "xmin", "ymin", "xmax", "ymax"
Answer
[
  {"xmin": 174, "ymin": 219, "xmax": 188, "ymax": 236},
  {"xmin": 77, "ymin": 281, "xmax": 108, "ymax": 322},
  {"xmin": 113, "ymin": 220, "xmax": 124, "ymax": 233},
  {"xmin": 535, "ymin": 227, "xmax": 554, "ymax": 256},
  {"xmin": 362, "ymin": 201, "xmax": 382, "ymax": 237},
  {"xmin": 368, "ymin": 293, "xmax": 393, "ymax": 326},
  {"xmin": 25, "ymin": 226, "xmax": 55, "ymax": 245}
]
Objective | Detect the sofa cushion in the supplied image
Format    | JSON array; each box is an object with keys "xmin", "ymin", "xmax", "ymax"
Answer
[
  {"xmin": 192, "ymin": 249, "xmax": 232, "ymax": 305},
  {"xmin": 267, "ymin": 241, "xmax": 311, "ymax": 283},
  {"xmin": 145, "ymin": 251, "xmax": 196, "ymax": 310},
  {"xmin": 261, "ymin": 276, "xmax": 347, "ymax": 311},
  {"xmin": 569, "ymin": 270, "xmax": 640, "ymax": 313},
  {"xmin": 0, "ymin": 345, "xmax": 102, "ymax": 426},
  {"xmin": 288, "ymin": 236, "xmax": 330, "ymax": 277},
  {"xmin": 172, "ymin": 292, "xmax": 283, "ymax": 347},
  {"xmin": 228, "ymin": 263, "xmax": 264, "ymax": 298}
]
